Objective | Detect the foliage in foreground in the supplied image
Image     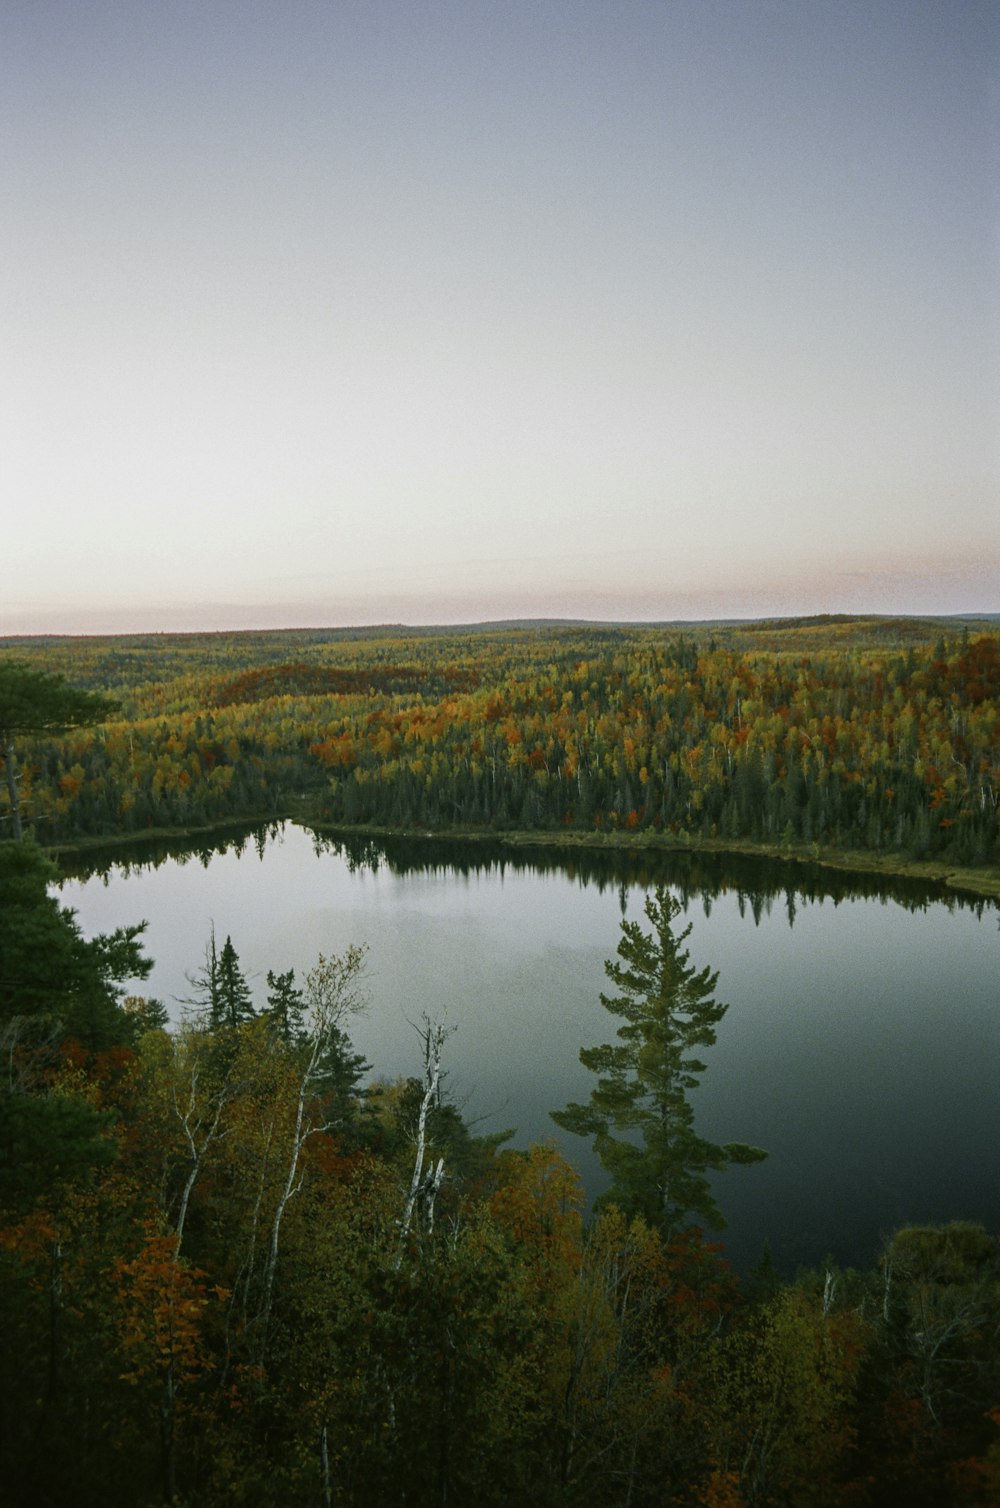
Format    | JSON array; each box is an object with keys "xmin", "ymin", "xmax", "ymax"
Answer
[{"xmin": 2, "ymin": 837, "xmax": 999, "ymax": 1505}]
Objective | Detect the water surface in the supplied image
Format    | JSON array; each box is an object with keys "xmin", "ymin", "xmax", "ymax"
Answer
[{"xmin": 60, "ymin": 824, "xmax": 998, "ymax": 1273}]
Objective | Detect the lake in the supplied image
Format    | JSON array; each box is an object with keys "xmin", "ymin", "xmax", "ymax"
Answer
[{"xmin": 59, "ymin": 823, "xmax": 999, "ymax": 1274}]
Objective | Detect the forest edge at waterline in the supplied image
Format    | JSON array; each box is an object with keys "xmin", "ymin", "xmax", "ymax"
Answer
[
  {"xmin": 3, "ymin": 616, "xmax": 997, "ymax": 901},
  {"xmin": 7, "ymin": 816, "xmax": 998, "ymax": 1504},
  {"xmin": 4, "ymin": 673, "xmax": 999, "ymax": 1502},
  {"xmin": 49, "ymin": 810, "xmax": 1000, "ymax": 902},
  {"xmin": 53, "ymin": 817, "xmax": 999, "ymax": 1273}
]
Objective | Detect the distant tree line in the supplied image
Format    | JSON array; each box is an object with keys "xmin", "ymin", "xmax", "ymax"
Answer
[{"xmin": 1, "ymin": 622, "xmax": 997, "ymax": 866}]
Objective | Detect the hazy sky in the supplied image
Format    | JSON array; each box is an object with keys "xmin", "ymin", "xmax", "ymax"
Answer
[{"xmin": 3, "ymin": 0, "xmax": 998, "ymax": 633}]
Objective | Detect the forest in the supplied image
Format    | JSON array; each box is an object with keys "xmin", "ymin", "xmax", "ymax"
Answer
[
  {"xmin": 0, "ymin": 616, "xmax": 998, "ymax": 892},
  {"xmin": 2, "ymin": 833, "xmax": 999, "ymax": 1507},
  {"xmin": 1, "ymin": 617, "xmax": 998, "ymax": 1504}
]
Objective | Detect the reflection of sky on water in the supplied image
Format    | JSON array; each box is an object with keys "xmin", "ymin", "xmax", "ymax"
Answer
[{"xmin": 60, "ymin": 824, "xmax": 998, "ymax": 1275}]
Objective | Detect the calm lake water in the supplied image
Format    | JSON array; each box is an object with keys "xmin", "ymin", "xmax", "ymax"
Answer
[{"xmin": 59, "ymin": 824, "xmax": 998, "ymax": 1274}]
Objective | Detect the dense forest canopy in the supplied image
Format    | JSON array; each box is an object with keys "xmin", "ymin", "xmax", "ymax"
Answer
[
  {"xmin": 1, "ymin": 616, "xmax": 998, "ymax": 886},
  {"xmin": 1, "ymin": 617, "xmax": 998, "ymax": 1502}
]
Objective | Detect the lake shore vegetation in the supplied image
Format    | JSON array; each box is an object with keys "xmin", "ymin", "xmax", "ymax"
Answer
[
  {"xmin": 1, "ymin": 615, "xmax": 998, "ymax": 897},
  {"xmin": 2, "ymin": 834, "xmax": 999, "ymax": 1505}
]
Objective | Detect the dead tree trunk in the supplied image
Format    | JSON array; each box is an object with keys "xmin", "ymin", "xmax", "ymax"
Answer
[{"xmin": 397, "ymin": 1016, "xmax": 451, "ymax": 1265}]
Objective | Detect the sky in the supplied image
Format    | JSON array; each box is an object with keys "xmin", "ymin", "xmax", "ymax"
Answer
[{"xmin": 2, "ymin": 0, "xmax": 998, "ymax": 634}]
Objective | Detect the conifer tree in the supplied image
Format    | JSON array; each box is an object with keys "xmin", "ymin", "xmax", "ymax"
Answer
[
  {"xmin": 552, "ymin": 886, "xmax": 766, "ymax": 1234},
  {"xmin": 0, "ymin": 838, "xmax": 150, "ymax": 1050},
  {"xmin": 0, "ymin": 661, "xmax": 118, "ymax": 840},
  {"xmin": 184, "ymin": 925, "xmax": 222, "ymax": 1027},
  {"xmin": 213, "ymin": 935, "xmax": 255, "ymax": 1031},
  {"xmin": 265, "ymin": 967, "xmax": 305, "ymax": 1043}
]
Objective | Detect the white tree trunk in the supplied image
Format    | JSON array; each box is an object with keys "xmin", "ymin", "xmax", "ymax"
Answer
[{"xmin": 397, "ymin": 1016, "xmax": 451, "ymax": 1263}]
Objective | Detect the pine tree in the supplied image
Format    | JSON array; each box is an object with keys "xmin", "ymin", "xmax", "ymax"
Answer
[
  {"xmin": 552, "ymin": 886, "xmax": 766, "ymax": 1234},
  {"xmin": 0, "ymin": 838, "xmax": 150, "ymax": 1050},
  {"xmin": 184, "ymin": 925, "xmax": 222, "ymax": 1026},
  {"xmin": 213, "ymin": 935, "xmax": 255, "ymax": 1031},
  {"xmin": 0, "ymin": 661, "xmax": 118, "ymax": 840},
  {"xmin": 265, "ymin": 967, "xmax": 305, "ymax": 1043}
]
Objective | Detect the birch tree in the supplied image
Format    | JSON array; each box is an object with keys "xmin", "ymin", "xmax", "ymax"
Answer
[
  {"xmin": 396, "ymin": 1015, "xmax": 453, "ymax": 1263},
  {"xmin": 256, "ymin": 945, "xmax": 367, "ymax": 1345}
]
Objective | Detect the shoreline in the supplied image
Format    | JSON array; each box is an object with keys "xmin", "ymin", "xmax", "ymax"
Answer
[{"xmin": 44, "ymin": 802, "xmax": 1000, "ymax": 901}]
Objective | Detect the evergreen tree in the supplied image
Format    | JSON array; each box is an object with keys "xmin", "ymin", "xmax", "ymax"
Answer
[
  {"xmin": 265, "ymin": 967, "xmax": 306, "ymax": 1043},
  {"xmin": 0, "ymin": 662, "xmax": 119, "ymax": 841},
  {"xmin": 184, "ymin": 925, "xmax": 222, "ymax": 1026},
  {"xmin": 313, "ymin": 1019, "xmax": 371, "ymax": 1136},
  {"xmin": 0, "ymin": 839, "xmax": 150, "ymax": 1050},
  {"xmin": 263, "ymin": 961, "xmax": 372, "ymax": 1133},
  {"xmin": 213, "ymin": 935, "xmax": 255, "ymax": 1031},
  {"xmin": 552, "ymin": 885, "xmax": 766, "ymax": 1234}
]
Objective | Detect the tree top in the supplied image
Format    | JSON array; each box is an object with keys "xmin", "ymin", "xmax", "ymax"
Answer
[{"xmin": 0, "ymin": 660, "xmax": 118, "ymax": 736}]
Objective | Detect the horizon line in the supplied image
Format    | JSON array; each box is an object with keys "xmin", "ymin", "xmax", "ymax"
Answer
[{"xmin": 3, "ymin": 609, "xmax": 999, "ymax": 644}]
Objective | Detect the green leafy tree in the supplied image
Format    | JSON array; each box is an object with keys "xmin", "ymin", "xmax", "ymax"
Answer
[
  {"xmin": 701, "ymin": 1286, "xmax": 865, "ymax": 1505},
  {"xmin": 0, "ymin": 661, "xmax": 118, "ymax": 839},
  {"xmin": 266, "ymin": 962, "xmax": 370, "ymax": 1133},
  {"xmin": 881, "ymin": 1222, "xmax": 1000, "ymax": 1431},
  {"xmin": 552, "ymin": 885, "xmax": 766, "ymax": 1234}
]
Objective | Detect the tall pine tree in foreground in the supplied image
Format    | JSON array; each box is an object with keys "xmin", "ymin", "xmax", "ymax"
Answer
[
  {"xmin": 552, "ymin": 885, "xmax": 766, "ymax": 1234},
  {"xmin": 0, "ymin": 661, "xmax": 118, "ymax": 840},
  {"xmin": 211, "ymin": 934, "xmax": 255, "ymax": 1030}
]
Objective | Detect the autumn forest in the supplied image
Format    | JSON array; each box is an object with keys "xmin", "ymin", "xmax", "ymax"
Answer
[
  {"xmin": 1, "ymin": 617, "xmax": 998, "ymax": 1505},
  {"xmin": 2, "ymin": 616, "xmax": 999, "ymax": 879}
]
